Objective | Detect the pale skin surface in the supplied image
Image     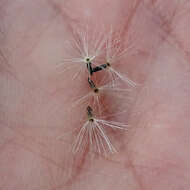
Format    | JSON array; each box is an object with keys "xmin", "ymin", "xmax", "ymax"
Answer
[{"xmin": 0, "ymin": 0, "xmax": 190, "ymax": 189}]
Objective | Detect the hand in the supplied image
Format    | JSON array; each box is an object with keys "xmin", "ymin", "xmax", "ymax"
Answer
[{"xmin": 0, "ymin": 0, "xmax": 190, "ymax": 189}]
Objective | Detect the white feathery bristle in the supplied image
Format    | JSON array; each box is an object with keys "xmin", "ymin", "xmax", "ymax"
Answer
[
  {"xmin": 108, "ymin": 67, "xmax": 137, "ymax": 87},
  {"xmin": 94, "ymin": 27, "xmax": 138, "ymax": 87},
  {"xmin": 72, "ymin": 115, "xmax": 128, "ymax": 155},
  {"xmin": 105, "ymin": 26, "xmax": 137, "ymax": 64},
  {"xmin": 56, "ymin": 24, "xmax": 108, "ymax": 79},
  {"xmin": 70, "ymin": 78, "xmax": 131, "ymax": 116}
]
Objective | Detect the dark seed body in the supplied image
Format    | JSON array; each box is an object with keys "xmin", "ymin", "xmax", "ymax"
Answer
[
  {"xmin": 88, "ymin": 77, "xmax": 96, "ymax": 89},
  {"xmin": 86, "ymin": 62, "xmax": 93, "ymax": 75},
  {"xmin": 87, "ymin": 106, "xmax": 93, "ymax": 118},
  {"xmin": 89, "ymin": 118, "xmax": 94, "ymax": 122},
  {"xmin": 92, "ymin": 64, "xmax": 107, "ymax": 73}
]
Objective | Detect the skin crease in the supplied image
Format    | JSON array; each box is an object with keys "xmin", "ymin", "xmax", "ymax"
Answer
[{"xmin": 0, "ymin": 0, "xmax": 190, "ymax": 189}]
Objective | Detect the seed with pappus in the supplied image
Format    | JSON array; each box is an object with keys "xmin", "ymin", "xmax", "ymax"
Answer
[
  {"xmin": 72, "ymin": 106, "xmax": 128, "ymax": 155},
  {"xmin": 56, "ymin": 25, "xmax": 108, "ymax": 79},
  {"xmin": 71, "ymin": 77, "xmax": 131, "ymax": 116}
]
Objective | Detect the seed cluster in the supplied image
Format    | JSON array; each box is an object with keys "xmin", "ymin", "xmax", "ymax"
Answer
[{"xmin": 58, "ymin": 27, "xmax": 136, "ymax": 155}]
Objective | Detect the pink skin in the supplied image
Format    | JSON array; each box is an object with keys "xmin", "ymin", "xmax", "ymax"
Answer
[{"xmin": 0, "ymin": 0, "xmax": 190, "ymax": 189}]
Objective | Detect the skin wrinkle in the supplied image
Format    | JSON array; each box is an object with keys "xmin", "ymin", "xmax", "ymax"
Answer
[
  {"xmin": 0, "ymin": 2, "xmax": 59, "ymax": 92},
  {"xmin": 0, "ymin": 1, "xmax": 156, "ymax": 190},
  {"xmin": 2, "ymin": 131, "xmax": 76, "ymax": 189},
  {"xmin": 2, "ymin": 0, "xmax": 124, "ymax": 160},
  {"xmin": 0, "ymin": 3, "xmax": 144, "ymax": 184},
  {"xmin": 0, "ymin": 0, "xmax": 190, "ymax": 190},
  {"xmin": 144, "ymin": 0, "xmax": 190, "ymax": 63},
  {"xmin": 0, "ymin": 15, "xmax": 11, "ymax": 74}
]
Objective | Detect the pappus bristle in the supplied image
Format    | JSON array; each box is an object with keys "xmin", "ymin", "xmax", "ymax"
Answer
[
  {"xmin": 92, "ymin": 28, "xmax": 137, "ymax": 87},
  {"xmin": 56, "ymin": 24, "xmax": 108, "ymax": 79},
  {"xmin": 70, "ymin": 77, "xmax": 131, "ymax": 116},
  {"xmin": 72, "ymin": 106, "xmax": 128, "ymax": 155}
]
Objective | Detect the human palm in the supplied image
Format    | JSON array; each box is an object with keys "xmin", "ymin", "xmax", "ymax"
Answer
[{"xmin": 0, "ymin": 0, "xmax": 190, "ymax": 189}]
